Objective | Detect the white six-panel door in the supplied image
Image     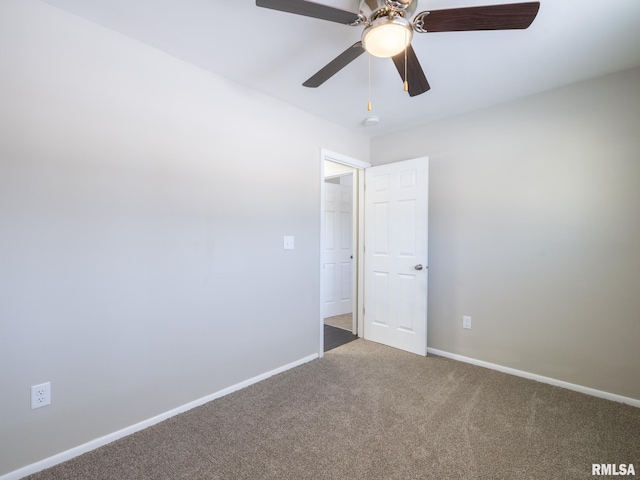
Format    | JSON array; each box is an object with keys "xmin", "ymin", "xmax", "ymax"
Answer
[
  {"xmin": 323, "ymin": 181, "xmax": 353, "ymax": 318},
  {"xmin": 364, "ymin": 158, "xmax": 428, "ymax": 355}
]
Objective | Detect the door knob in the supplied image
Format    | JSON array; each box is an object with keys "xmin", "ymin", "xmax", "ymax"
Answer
[{"xmin": 414, "ymin": 264, "xmax": 423, "ymax": 270}]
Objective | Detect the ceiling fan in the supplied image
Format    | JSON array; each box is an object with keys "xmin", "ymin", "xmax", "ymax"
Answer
[{"xmin": 256, "ymin": 0, "xmax": 540, "ymax": 97}]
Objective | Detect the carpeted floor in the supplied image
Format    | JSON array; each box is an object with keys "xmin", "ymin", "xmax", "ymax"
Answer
[
  {"xmin": 324, "ymin": 313, "xmax": 352, "ymax": 331},
  {"xmin": 25, "ymin": 340, "xmax": 640, "ymax": 480}
]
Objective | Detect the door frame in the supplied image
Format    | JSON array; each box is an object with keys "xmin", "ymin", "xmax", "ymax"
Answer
[{"xmin": 319, "ymin": 149, "xmax": 370, "ymax": 358}]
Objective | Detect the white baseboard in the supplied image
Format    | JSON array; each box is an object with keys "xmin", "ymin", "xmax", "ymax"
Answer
[
  {"xmin": 1, "ymin": 353, "xmax": 318, "ymax": 480},
  {"xmin": 427, "ymin": 348, "xmax": 640, "ymax": 408}
]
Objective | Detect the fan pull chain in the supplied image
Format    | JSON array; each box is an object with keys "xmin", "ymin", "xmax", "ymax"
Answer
[
  {"xmin": 403, "ymin": 30, "xmax": 409, "ymax": 92},
  {"xmin": 368, "ymin": 54, "xmax": 372, "ymax": 111}
]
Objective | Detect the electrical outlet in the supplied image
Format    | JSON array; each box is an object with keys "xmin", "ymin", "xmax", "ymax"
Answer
[
  {"xmin": 31, "ymin": 382, "xmax": 51, "ymax": 409},
  {"xmin": 463, "ymin": 316, "xmax": 472, "ymax": 330},
  {"xmin": 283, "ymin": 236, "xmax": 295, "ymax": 250}
]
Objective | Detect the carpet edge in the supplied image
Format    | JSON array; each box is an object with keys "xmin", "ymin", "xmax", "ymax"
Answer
[{"xmin": 427, "ymin": 348, "xmax": 640, "ymax": 408}]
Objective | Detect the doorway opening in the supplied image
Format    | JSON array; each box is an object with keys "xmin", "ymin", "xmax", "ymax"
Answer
[
  {"xmin": 319, "ymin": 150, "xmax": 429, "ymax": 357},
  {"xmin": 319, "ymin": 149, "xmax": 370, "ymax": 356},
  {"xmin": 323, "ymin": 169, "xmax": 357, "ymax": 352}
]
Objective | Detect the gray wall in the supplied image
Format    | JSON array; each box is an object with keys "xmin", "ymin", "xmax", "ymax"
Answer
[
  {"xmin": 371, "ymin": 67, "xmax": 640, "ymax": 400},
  {"xmin": 0, "ymin": 0, "xmax": 368, "ymax": 475}
]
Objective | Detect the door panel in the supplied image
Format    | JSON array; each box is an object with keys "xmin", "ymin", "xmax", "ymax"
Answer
[
  {"xmin": 323, "ymin": 181, "xmax": 353, "ymax": 318},
  {"xmin": 364, "ymin": 157, "xmax": 428, "ymax": 355}
]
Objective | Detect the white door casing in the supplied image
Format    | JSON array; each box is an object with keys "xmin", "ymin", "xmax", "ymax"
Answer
[
  {"xmin": 323, "ymin": 180, "xmax": 353, "ymax": 318},
  {"xmin": 364, "ymin": 157, "xmax": 429, "ymax": 356}
]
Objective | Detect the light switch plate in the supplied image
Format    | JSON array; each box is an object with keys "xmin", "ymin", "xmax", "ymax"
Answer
[
  {"xmin": 463, "ymin": 316, "xmax": 472, "ymax": 330},
  {"xmin": 283, "ymin": 236, "xmax": 294, "ymax": 250}
]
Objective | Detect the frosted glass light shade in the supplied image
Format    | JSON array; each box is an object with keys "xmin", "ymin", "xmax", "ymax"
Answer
[{"xmin": 362, "ymin": 16, "xmax": 413, "ymax": 58}]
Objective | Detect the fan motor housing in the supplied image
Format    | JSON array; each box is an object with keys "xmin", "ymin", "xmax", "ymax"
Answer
[{"xmin": 360, "ymin": 0, "xmax": 418, "ymax": 21}]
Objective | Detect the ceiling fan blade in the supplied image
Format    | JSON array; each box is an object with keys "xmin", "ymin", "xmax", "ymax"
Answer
[
  {"xmin": 416, "ymin": 2, "xmax": 540, "ymax": 32},
  {"xmin": 391, "ymin": 44, "xmax": 430, "ymax": 97},
  {"xmin": 256, "ymin": 0, "xmax": 361, "ymax": 25},
  {"xmin": 303, "ymin": 42, "xmax": 365, "ymax": 88}
]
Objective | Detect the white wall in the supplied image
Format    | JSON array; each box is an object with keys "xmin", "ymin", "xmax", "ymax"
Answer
[
  {"xmin": 0, "ymin": 0, "xmax": 368, "ymax": 475},
  {"xmin": 371, "ymin": 67, "xmax": 640, "ymax": 400}
]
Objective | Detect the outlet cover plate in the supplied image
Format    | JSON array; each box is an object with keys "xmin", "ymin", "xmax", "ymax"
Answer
[
  {"xmin": 283, "ymin": 236, "xmax": 295, "ymax": 250},
  {"xmin": 463, "ymin": 316, "xmax": 472, "ymax": 330},
  {"xmin": 31, "ymin": 382, "xmax": 51, "ymax": 409}
]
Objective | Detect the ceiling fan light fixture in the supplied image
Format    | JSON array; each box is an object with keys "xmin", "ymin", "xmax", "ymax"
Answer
[{"xmin": 362, "ymin": 16, "xmax": 413, "ymax": 58}]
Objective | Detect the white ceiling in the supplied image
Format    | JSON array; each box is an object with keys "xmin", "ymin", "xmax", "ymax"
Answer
[{"xmin": 43, "ymin": 0, "xmax": 640, "ymax": 137}]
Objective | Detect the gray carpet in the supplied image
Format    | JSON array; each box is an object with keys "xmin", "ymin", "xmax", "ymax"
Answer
[
  {"xmin": 25, "ymin": 340, "xmax": 640, "ymax": 479},
  {"xmin": 324, "ymin": 313, "xmax": 352, "ymax": 331}
]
